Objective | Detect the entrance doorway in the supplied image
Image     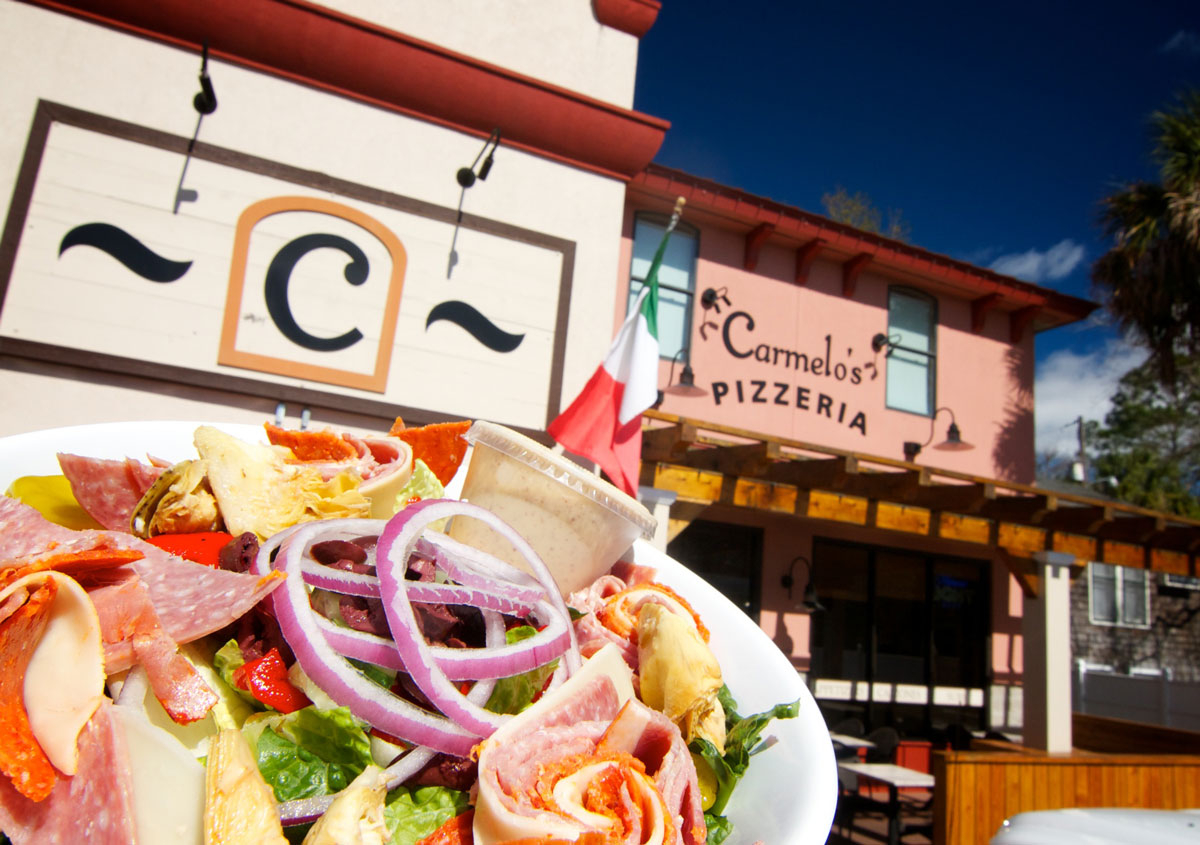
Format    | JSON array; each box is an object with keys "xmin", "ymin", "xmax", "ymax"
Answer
[{"xmin": 808, "ymin": 537, "xmax": 989, "ymax": 736}]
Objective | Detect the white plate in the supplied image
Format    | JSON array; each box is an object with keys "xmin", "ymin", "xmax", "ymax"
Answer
[{"xmin": 0, "ymin": 420, "xmax": 837, "ymax": 845}]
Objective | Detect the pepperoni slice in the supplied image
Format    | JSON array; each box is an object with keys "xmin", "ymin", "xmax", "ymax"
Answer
[{"xmin": 0, "ymin": 580, "xmax": 59, "ymax": 801}]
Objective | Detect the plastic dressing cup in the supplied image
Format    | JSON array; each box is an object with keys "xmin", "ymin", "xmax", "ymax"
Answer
[{"xmin": 447, "ymin": 421, "xmax": 657, "ymax": 596}]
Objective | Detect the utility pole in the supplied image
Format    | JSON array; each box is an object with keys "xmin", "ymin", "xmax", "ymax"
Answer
[{"xmin": 1070, "ymin": 416, "xmax": 1087, "ymax": 483}]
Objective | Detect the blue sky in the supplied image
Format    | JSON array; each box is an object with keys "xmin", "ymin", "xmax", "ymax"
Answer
[{"xmin": 632, "ymin": 1, "xmax": 1200, "ymax": 458}]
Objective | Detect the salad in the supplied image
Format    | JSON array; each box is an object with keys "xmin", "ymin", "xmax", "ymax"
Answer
[{"xmin": 0, "ymin": 418, "xmax": 802, "ymax": 845}]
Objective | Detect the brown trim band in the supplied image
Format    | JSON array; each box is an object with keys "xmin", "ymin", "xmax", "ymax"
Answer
[{"xmin": 22, "ymin": 0, "xmax": 670, "ymax": 180}]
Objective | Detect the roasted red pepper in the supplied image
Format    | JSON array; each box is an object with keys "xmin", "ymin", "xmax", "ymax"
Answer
[
  {"xmin": 231, "ymin": 648, "xmax": 311, "ymax": 713},
  {"xmin": 146, "ymin": 531, "xmax": 234, "ymax": 567}
]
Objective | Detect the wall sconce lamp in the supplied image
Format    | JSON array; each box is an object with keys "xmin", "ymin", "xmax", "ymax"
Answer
[
  {"xmin": 664, "ymin": 348, "xmax": 707, "ymax": 397},
  {"xmin": 871, "ymin": 332, "xmax": 900, "ymax": 354},
  {"xmin": 701, "ymin": 286, "xmax": 731, "ymax": 313},
  {"xmin": 903, "ymin": 406, "xmax": 974, "ymax": 461},
  {"xmin": 174, "ymin": 42, "xmax": 218, "ymax": 214},
  {"xmin": 456, "ymin": 128, "xmax": 501, "ymax": 189},
  {"xmin": 781, "ymin": 555, "xmax": 825, "ymax": 613},
  {"xmin": 193, "ymin": 42, "xmax": 218, "ymax": 116}
]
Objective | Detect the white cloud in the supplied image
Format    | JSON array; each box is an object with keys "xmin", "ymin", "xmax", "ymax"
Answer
[
  {"xmin": 1160, "ymin": 30, "xmax": 1200, "ymax": 57},
  {"xmin": 1034, "ymin": 336, "xmax": 1148, "ymax": 457},
  {"xmin": 990, "ymin": 239, "xmax": 1086, "ymax": 284}
]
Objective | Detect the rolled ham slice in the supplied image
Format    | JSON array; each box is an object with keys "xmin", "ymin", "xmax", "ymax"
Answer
[
  {"xmin": 265, "ymin": 425, "xmax": 414, "ymax": 520},
  {"xmin": 473, "ymin": 644, "xmax": 706, "ymax": 845}
]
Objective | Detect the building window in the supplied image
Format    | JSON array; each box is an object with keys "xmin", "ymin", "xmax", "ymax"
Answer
[
  {"xmin": 885, "ymin": 287, "xmax": 937, "ymax": 416},
  {"xmin": 1088, "ymin": 562, "xmax": 1150, "ymax": 628},
  {"xmin": 627, "ymin": 214, "xmax": 698, "ymax": 362}
]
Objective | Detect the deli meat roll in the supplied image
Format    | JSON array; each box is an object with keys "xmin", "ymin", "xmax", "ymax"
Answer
[{"xmin": 473, "ymin": 644, "xmax": 707, "ymax": 845}]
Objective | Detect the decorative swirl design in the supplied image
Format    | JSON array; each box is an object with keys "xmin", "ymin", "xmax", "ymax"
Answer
[
  {"xmin": 426, "ymin": 300, "xmax": 524, "ymax": 353},
  {"xmin": 58, "ymin": 223, "xmax": 192, "ymax": 283}
]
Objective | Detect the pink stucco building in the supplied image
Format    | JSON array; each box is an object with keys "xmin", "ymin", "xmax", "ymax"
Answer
[{"xmin": 621, "ymin": 164, "xmax": 1099, "ymax": 738}]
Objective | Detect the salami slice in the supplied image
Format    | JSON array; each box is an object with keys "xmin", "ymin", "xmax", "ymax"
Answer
[
  {"xmin": 56, "ymin": 454, "xmax": 163, "ymax": 533},
  {"xmin": 0, "ymin": 498, "xmax": 283, "ymax": 647},
  {"xmin": 0, "ymin": 701, "xmax": 138, "ymax": 844}
]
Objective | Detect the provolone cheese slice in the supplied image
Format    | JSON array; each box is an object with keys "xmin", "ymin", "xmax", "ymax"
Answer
[{"xmin": 3, "ymin": 571, "xmax": 105, "ymax": 775}]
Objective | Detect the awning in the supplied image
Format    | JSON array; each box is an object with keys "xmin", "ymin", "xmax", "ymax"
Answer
[{"xmin": 639, "ymin": 409, "xmax": 1200, "ymax": 596}]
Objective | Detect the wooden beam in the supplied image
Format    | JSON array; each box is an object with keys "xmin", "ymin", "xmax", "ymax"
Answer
[
  {"xmin": 794, "ymin": 238, "xmax": 826, "ymax": 286},
  {"xmin": 1154, "ymin": 525, "xmax": 1200, "ymax": 553},
  {"xmin": 971, "ymin": 293, "xmax": 1003, "ymax": 334},
  {"xmin": 1040, "ymin": 505, "xmax": 1113, "ymax": 535},
  {"xmin": 981, "ymin": 494, "xmax": 1057, "ymax": 525},
  {"xmin": 766, "ymin": 454, "xmax": 859, "ymax": 490},
  {"xmin": 842, "ymin": 253, "xmax": 872, "ymax": 298},
  {"xmin": 744, "ymin": 222, "xmax": 774, "ymax": 271},
  {"xmin": 1098, "ymin": 514, "xmax": 1167, "ymax": 544},
  {"xmin": 916, "ymin": 481, "xmax": 996, "ymax": 514},
  {"xmin": 641, "ymin": 422, "xmax": 698, "ymax": 462},
  {"xmin": 669, "ymin": 441, "xmax": 782, "ymax": 476},
  {"xmin": 1010, "ymin": 305, "xmax": 1040, "ymax": 343},
  {"xmin": 834, "ymin": 468, "xmax": 930, "ymax": 503},
  {"xmin": 997, "ymin": 548, "xmax": 1039, "ymax": 598}
]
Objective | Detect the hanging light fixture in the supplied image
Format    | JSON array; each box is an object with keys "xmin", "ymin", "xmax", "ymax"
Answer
[
  {"xmin": 781, "ymin": 555, "xmax": 825, "ymax": 613},
  {"xmin": 664, "ymin": 348, "xmax": 707, "ymax": 396},
  {"xmin": 456, "ymin": 128, "xmax": 501, "ymax": 189},
  {"xmin": 173, "ymin": 42, "xmax": 218, "ymax": 214},
  {"xmin": 903, "ymin": 406, "xmax": 974, "ymax": 461}
]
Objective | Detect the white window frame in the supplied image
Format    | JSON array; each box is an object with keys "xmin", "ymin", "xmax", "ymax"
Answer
[
  {"xmin": 884, "ymin": 286, "xmax": 937, "ymax": 416},
  {"xmin": 627, "ymin": 213, "xmax": 698, "ymax": 363},
  {"xmin": 1087, "ymin": 562, "xmax": 1151, "ymax": 629}
]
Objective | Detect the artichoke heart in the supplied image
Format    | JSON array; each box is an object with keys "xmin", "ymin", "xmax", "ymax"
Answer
[
  {"xmin": 203, "ymin": 729, "xmax": 288, "ymax": 845},
  {"xmin": 194, "ymin": 426, "xmax": 370, "ymax": 540},
  {"xmin": 637, "ymin": 602, "xmax": 726, "ymax": 753},
  {"xmin": 131, "ymin": 459, "xmax": 221, "ymax": 538},
  {"xmin": 302, "ymin": 765, "xmax": 389, "ymax": 845}
]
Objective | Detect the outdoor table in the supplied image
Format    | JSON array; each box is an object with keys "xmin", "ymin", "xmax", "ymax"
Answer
[
  {"xmin": 830, "ymin": 732, "xmax": 876, "ymax": 761},
  {"xmin": 829, "ymin": 732, "xmax": 876, "ymax": 749},
  {"xmin": 837, "ymin": 760, "xmax": 935, "ymax": 845}
]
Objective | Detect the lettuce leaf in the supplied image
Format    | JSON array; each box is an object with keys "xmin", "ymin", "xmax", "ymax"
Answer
[
  {"xmin": 690, "ymin": 685, "xmax": 800, "ymax": 818},
  {"xmin": 245, "ymin": 705, "xmax": 374, "ymax": 802},
  {"xmin": 213, "ymin": 638, "xmax": 262, "ymax": 710},
  {"xmin": 382, "ymin": 786, "xmax": 470, "ymax": 845},
  {"xmin": 483, "ymin": 625, "xmax": 559, "ymax": 715}
]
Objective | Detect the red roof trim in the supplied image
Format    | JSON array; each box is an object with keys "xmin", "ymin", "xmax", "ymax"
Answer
[
  {"xmin": 592, "ymin": 0, "xmax": 662, "ymax": 38},
  {"xmin": 632, "ymin": 163, "xmax": 1098, "ymax": 328},
  {"xmin": 29, "ymin": 0, "xmax": 670, "ymax": 181}
]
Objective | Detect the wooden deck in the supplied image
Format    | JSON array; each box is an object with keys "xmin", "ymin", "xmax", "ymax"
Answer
[{"xmin": 931, "ymin": 717, "xmax": 1200, "ymax": 844}]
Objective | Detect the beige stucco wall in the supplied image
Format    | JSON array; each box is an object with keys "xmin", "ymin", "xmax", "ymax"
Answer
[
  {"xmin": 0, "ymin": 3, "xmax": 632, "ymax": 437},
  {"xmin": 313, "ymin": 0, "xmax": 641, "ymax": 107}
]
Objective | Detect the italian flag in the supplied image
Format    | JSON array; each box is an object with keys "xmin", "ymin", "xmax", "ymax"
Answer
[{"xmin": 548, "ymin": 200, "xmax": 684, "ymax": 496}]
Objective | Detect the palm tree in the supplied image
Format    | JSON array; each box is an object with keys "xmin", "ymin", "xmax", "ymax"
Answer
[{"xmin": 1092, "ymin": 90, "xmax": 1200, "ymax": 387}]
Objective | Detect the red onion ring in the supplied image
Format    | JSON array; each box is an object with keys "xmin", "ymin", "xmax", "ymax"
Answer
[
  {"xmin": 375, "ymin": 499, "xmax": 581, "ymax": 738},
  {"xmin": 313, "ymin": 595, "xmax": 571, "ymax": 679},
  {"xmin": 271, "ymin": 523, "xmax": 480, "ymax": 756}
]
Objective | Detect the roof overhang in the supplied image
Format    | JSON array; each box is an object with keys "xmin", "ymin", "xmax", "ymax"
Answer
[
  {"xmin": 27, "ymin": 0, "xmax": 670, "ymax": 181},
  {"xmin": 630, "ymin": 164, "xmax": 1098, "ymax": 335},
  {"xmin": 641, "ymin": 410, "xmax": 1200, "ymax": 597}
]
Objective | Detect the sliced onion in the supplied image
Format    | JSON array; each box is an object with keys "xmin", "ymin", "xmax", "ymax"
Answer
[
  {"xmin": 272, "ymin": 523, "xmax": 480, "ymax": 756},
  {"xmin": 314, "ymin": 596, "xmax": 572, "ymax": 679},
  {"xmin": 375, "ymin": 500, "xmax": 581, "ymax": 739},
  {"xmin": 301, "ymin": 562, "xmax": 540, "ymax": 616},
  {"xmin": 277, "ymin": 611, "xmax": 504, "ymax": 825}
]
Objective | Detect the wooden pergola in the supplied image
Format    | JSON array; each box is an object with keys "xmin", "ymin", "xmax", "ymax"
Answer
[{"xmin": 638, "ymin": 409, "xmax": 1200, "ymax": 594}]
